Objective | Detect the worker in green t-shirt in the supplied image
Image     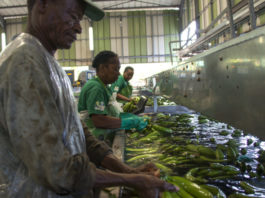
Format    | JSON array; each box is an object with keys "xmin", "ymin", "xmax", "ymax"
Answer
[
  {"xmin": 78, "ymin": 51, "xmax": 147, "ymax": 144},
  {"xmin": 111, "ymin": 66, "xmax": 134, "ymax": 103}
]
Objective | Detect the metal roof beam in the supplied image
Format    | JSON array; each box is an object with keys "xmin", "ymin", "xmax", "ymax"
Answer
[
  {"xmin": 249, "ymin": 0, "xmax": 256, "ymax": 30},
  {"xmin": 2, "ymin": 14, "xmax": 27, "ymax": 19},
  {"xmin": 0, "ymin": 5, "xmax": 26, "ymax": 9},
  {"xmin": 103, "ymin": 0, "xmax": 131, "ymax": 9},
  {"xmin": 135, "ymin": 0, "xmax": 173, "ymax": 7},
  {"xmin": 93, "ymin": 0, "xmax": 121, "ymax": 1},
  {"xmin": 179, "ymin": 0, "xmax": 184, "ymax": 32},
  {"xmin": 104, "ymin": 6, "xmax": 179, "ymax": 11}
]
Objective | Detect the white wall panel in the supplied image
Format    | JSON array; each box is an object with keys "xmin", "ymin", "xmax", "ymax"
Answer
[
  {"xmin": 157, "ymin": 11, "xmax": 165, "ymax": 62},
  {"xmin": 146, "ymin": 11, "xmax": 153, "ymax": 63},
  {"xmin": 115, "ymin": 14, "xmax": 122, "ymax": 57},
  {"xmin": 121, "ymin": 12, "xmax": 129, "ymax": 64},
  {"xmin": 75, "ymin": 40, "xmax": 82, "ymax": 65},
  {"xmin": 110, "ymin": 13, "xmax": 118, "ymax": 54},
  {"xmin": 6, "ymin": 19, "xmax": 22, "ymax": 44},
  {"xmin": 80, "ymin": 20, "xmax": 88, "ymax": 63},
  {"xmin": 190, "ymin": 0, "xmax": 195, "ymax": 21},
  {"xmin": 152, "ymin": 12, "xmax": 159, "ymax": 62},
  {"xmin": 215, "ymin": 0, "xmax": 227, "ymax": 25}
]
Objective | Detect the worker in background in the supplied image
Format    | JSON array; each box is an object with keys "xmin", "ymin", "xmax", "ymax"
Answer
[
  {"xmin": 111, "ymin": 66, "xmax": 134, "ymax": 103},
  {"xmin": 78, "ymin": 51, "xmax": 147, "ymax": 144},
  {"xmin": 0, "ymin": 0, "xmax": 178, "ymax": 197}
]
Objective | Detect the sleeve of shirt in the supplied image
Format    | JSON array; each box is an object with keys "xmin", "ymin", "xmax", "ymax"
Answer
[
  {"xmin": 85, "ymin": 85, "xmax": 108, "ymax": 116},
  {"xmin": 82, "ymin": 121, "xmax": 113, "ymax": 166},
  {"xmin": 4, "ymin": 49, "xmax": 96, "ymax": 196},
  {"xmin": 110, "ymin": 75, "xmax": 124, "ymax": 93}
]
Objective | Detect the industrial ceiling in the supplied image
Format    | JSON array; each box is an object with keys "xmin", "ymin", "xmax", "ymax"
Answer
[{"xmin": 0, "ymin": 0, "xmax": 181, "ymax": 19}]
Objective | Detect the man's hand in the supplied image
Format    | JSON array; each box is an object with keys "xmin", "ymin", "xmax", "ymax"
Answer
[
  {"xmin": 134, "ymin": 162, "xmax": 160, "ymax": 177},
  {"xmin": 134, "ymin": 175, "xmax": 179, "ymax": 198},
  {"xmin": 94, "ymin": 168, "xmax": 178, "ymax": 192},
  {"xmin": 101, "ymin": 154, "xmax": 160, "ymax": 177}
]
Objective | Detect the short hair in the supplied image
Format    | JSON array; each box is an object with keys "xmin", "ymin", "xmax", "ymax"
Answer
[
  {"xmin": 124, "ymin": 66, "xmax": 134, "ymax": 73},
  {"xmin": 92, "ymin": 51, "xmax": 118, "ymax": 71}
]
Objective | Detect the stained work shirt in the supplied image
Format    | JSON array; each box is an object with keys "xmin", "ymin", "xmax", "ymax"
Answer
[
  {"xmin": 78, "ymin": 77, "xmax": 115, "ymax": 139},
  {"xmin": 111, "ymin": 75, "xmax": 132, "ymax": 101},
  {"xmin": 0, "ymin": 33, "xmax": 111, "ymax": 198}
]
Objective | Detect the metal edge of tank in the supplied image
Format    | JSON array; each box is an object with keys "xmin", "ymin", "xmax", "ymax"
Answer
[
  {"xmin": 146, "ymin": 25, "xmax": 265, "ymax": 140},
  {"xmin": 112, "ymin": 130, "xmax": 126, "ymax": 198}
]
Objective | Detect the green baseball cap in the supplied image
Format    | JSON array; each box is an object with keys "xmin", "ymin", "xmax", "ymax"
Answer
[{"xmin": 83, "ymin": 0, "xmax": 105, "ymax": 21}]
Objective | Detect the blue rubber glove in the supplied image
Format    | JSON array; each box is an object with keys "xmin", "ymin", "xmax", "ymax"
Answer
[
  {"xmin": 120, "ymin": 113, "xmax": 148, "ymax": 131},
  {"xmin": 137, "ymin": 117, "xmax": 148, "ymax": 131}
]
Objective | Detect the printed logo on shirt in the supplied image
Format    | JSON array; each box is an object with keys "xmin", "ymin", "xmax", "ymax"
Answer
[
  {"xmin": 114, "ymin": 86, "xmax": 119, "ymax": 92},
  {"xmin": 95, "ymin": 101, "xmax": 105, "ymax": 111}
]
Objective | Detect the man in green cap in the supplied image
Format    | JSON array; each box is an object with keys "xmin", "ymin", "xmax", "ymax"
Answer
[{"xmin": 0, "ymin": 0, "xmax": 178, "ymax": 197}]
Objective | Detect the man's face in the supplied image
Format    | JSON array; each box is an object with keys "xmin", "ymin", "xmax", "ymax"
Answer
[
  {"xmin": 103, "ymin": 56, "xmax": 121, "ymax": 84},
  {"xmin": 124, "ymin": 69, "xmax": 134, "ymax": 81},
  {"xmin": 39, "ymin": 0, "xmax": 85, "ymax": 49}
]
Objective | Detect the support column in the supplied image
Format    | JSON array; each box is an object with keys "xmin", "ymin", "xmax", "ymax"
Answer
[
  {"xmin": 226, "ymin": 0, "xmax": 235, "ymax": 38},
  {"xmin": 194, "ymin": 0, "xmax": 200, "ymax": 38},
  {"xmin": 248, "ymin": 0, "xmax": 256, "ymax": 30},
  {"xmin": 0, "ymin": 16, "xmax": 6, "ymax": 31}
]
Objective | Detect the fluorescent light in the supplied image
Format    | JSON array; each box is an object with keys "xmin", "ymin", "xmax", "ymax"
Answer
[
  {"xmin": 104, "ymin": 7, "xmax": 179, "ymax": 12},
  {"xmin": 1, "ymin": 33, "xmax": 6, "ymax": 51},
  {"xmin": 89, "ymin": 27, "xmax": 94, "ymax": 51}
]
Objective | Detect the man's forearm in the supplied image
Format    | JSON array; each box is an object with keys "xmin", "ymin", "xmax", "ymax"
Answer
[
  {"xmin": 93, "ymin": 168, "xmax": 179, "ymax": 195},
  {"xmin": 101, "ymin": 154, "xmax": 136, "ymax": 173},
  {"xmin": 91, "ymin": 114, "xmax": 121, "ymax": 129},
  {"xmin": 94, "ymin": 169, "xmax": 135, "ymax": 188}
]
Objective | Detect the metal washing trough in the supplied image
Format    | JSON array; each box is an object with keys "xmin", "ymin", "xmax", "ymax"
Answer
[{"xmin": 147, "ymin": 25, "xmax": 265, "ymax": 140}]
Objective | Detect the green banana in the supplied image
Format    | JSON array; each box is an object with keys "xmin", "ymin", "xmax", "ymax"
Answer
[
  {"xmin": 171, "ymin": 192, "xmax": 182, "ymax": 198},
  {"xmin": 129, "ymin": 132, "xmax": 140, "ymax": 139},
  {"xmin": 152, "ymin": 124, "xmax": 173, "ymax": 133},
  {"xmin": 185, "ymin": 168, "xmax": 208, "ymax": 183},
  {"xmin": 197, "ymin": 146, "xmax": 216, "ymax": 158},
  {"xmin": 239, "ymin": 181, "xmax": 255, "ymax": 194},
  {"xmin": 167, "ymin": 180, "xmax": 194, "ymax": 198},
  {"xmin": 154, "ymin": 162, "xmax": 173, "ymax": 174},
  {"xmin": 168, "ymin": 176, "xmax": 213, "ymax": 198},
  {"xmin": 197, "ymin": 156, "xmax": 227, "ymax": 163},
  {"xmin": 216, "ymin": 148, "xmax": 224, "ymax": 160},
  {"xmin": 126, "ymin": 153, "xmax": 162, "ymax": 163},
  {"xmin": 227, "ymin": 147, "xmax": 237, "ymax": 161},
  {"xmin": 200, "ymin": 184, "xmax": 226, "ymax": 198},
  {"xmin": 162, "ymin": 191, "xmax": 173, "ymax": 198},
  {"xmin": 125, "ymin": 147, "xmax": 158, "ymax": 153}
]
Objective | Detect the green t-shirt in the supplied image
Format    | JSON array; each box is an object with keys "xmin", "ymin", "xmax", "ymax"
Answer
[
  {"xmin": 111, "ymin": 75, "xmax": 127, "ymax": 93},
  {"xmin": 111, "ymin": 75, "xmax": 132, "ymax": 100},
  {"xmin": 78, "ymin": 77, "xmax": 111, "ymax": 116},
  {"xmin": 78, "ymin": 77, "xmax": 116, "ymax": 140}
]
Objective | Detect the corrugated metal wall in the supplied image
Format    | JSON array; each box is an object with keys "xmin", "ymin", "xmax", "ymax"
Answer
[
  {"xmin": 0, "ymin": 10, "xmax": 179, "ymax": 66},
  {"xmin": 94, "ymin": 11, "xmax": 179, "ymax": 64}
]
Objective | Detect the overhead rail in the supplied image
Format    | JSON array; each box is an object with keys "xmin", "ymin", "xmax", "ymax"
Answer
[
  {"xmin": 0, "ymin": 16, "xmax": 5, "ymax": 30},
  {"xmin": 178, "ymin": 0, "xmax": 265, "ymax": 58}
]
